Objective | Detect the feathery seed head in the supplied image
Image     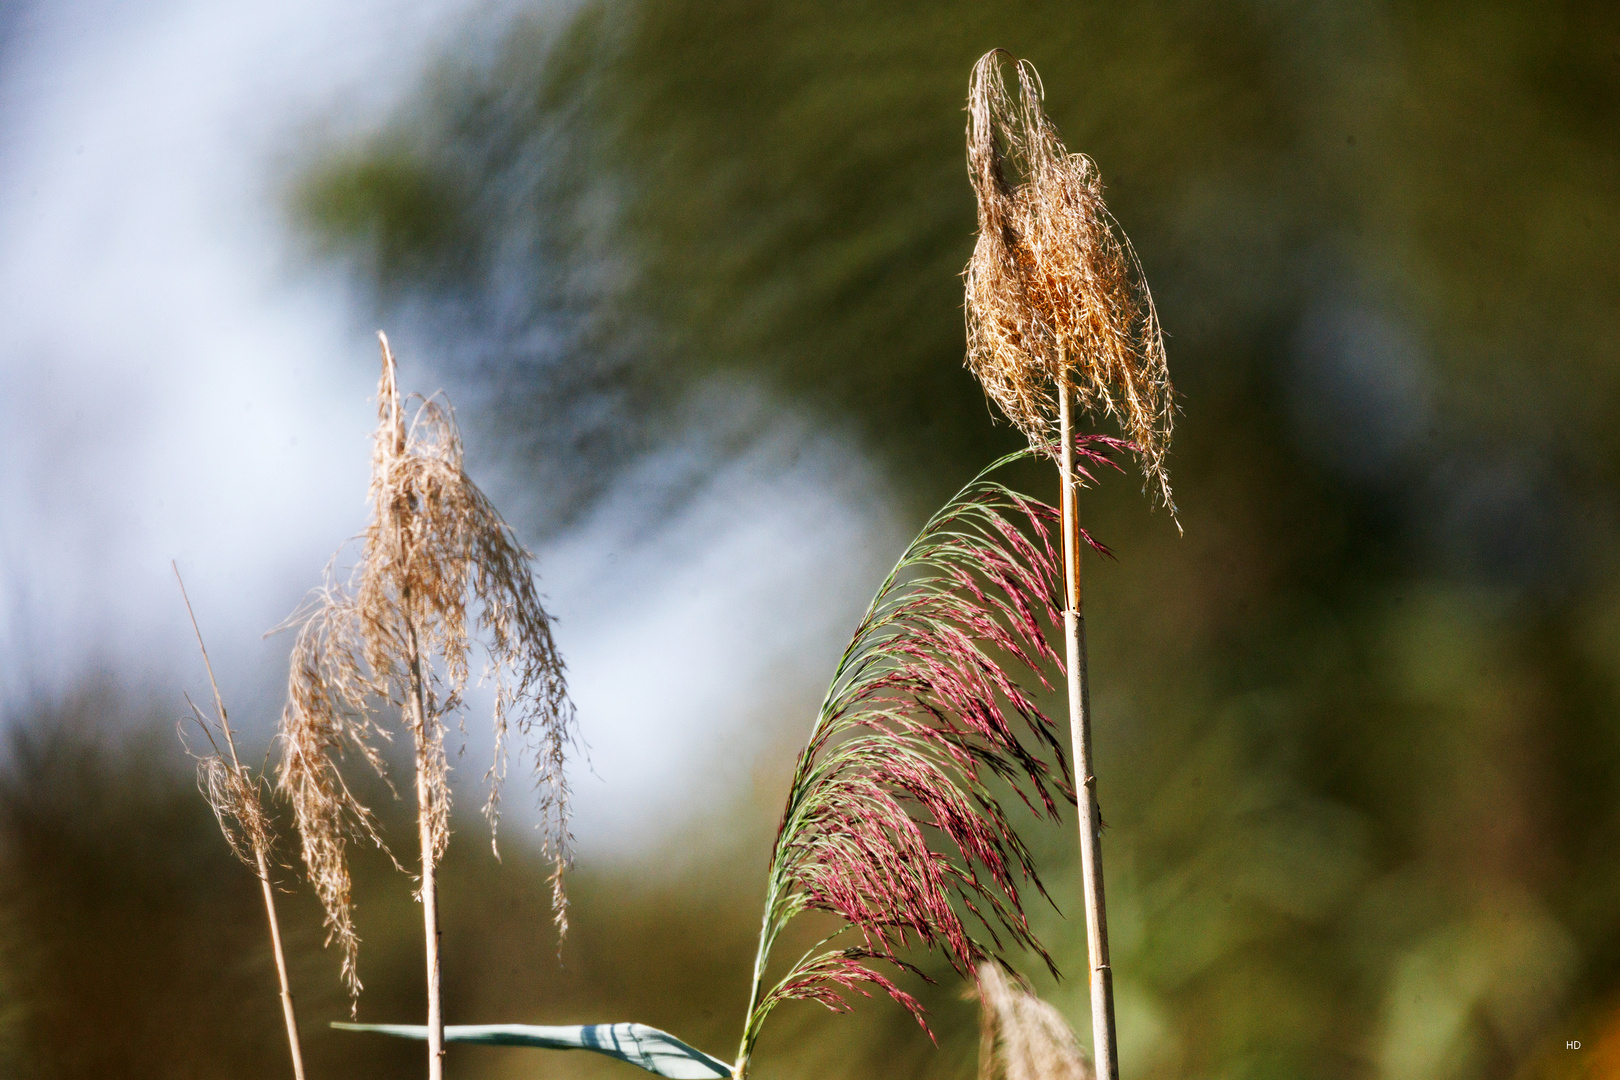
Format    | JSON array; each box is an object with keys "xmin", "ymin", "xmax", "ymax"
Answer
[
  {"xmin": 965, "ymin": 50, "xmax": 1176, "ymax": 516},
  {"xmin": 194, "ymin": 737, "xmax": 276, "ymax": 871},
  {"xmin": 736, "ymin": 446, "xmax": 1123, "ymax": 1070},
  {"xmin": 278, "ymin": 333, "xmax": 577, "ymax": 1004}
]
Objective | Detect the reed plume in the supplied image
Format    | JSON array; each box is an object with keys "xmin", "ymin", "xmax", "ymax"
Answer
[
  {"xmin": 278, "ymin": 333, "xmax": 576, "ymax": 1079},
  {"xmin": 174, "ymin": 565, "xmax": 307, "ymax": 1080},
  {"xmin": 965, "ymin": 50, "xmax": 1173, "ymax": 515},
  {"xmin": 964, "ymin": 50, "xmax": 1177, "ymax": 1080},
  {"xmin": 974, "ymin": 962, "xmax": 1093, "ymax": 1080},
  {"xmin": 732, "ymin": 447, "xmax": 1121, "ymax": 1078}
]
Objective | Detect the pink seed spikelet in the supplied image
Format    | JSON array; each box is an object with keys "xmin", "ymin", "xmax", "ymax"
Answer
[{"xmin": 734, "ymin": 443, "xmax": 1124, "ymax": 1070}]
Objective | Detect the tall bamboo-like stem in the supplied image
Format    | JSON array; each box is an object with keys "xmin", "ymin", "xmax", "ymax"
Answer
[
  {"xmin": 385, "ymin": 348, "xmax": 447, "ymax": 1078},
  {"xmin": 175, "ymin": 567, "xmax": 307, "ymax": 1080},
  {"xmin": 966, "ymin": 50, "xmax": 1172, "ymax": 1080},
  {"xmin": 1058, "ymin": 385, "xmax": 1117, "ymax": 1080}
]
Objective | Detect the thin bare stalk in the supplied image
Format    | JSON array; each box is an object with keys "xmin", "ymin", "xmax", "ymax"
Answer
[
  {"xmin": 404, "ymin": 611, "xmax": 446, "ymax": 1080},
  {"xmin": 255, "ymin": 858, "xmax": 308, "ymax": 1080},
  {"xmin": 1058, "ymin": 388, "xmax": 1117, "ymax": 1080},
  {"xmin": 733, "ymin": 882, "xmax": 777, "ymax": 1079},
  {"xmin": 175, "ymin": 565, "xmax": 307, "ymax": 1080}
]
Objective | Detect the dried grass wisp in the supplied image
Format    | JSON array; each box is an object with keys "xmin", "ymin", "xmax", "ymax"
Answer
[{"xmin": 175, "ymin": 564, "xmax": 308, "ymax": 1080}]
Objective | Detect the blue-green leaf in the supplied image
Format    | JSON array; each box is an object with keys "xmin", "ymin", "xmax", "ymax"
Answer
[{"xmin": 331, "ymin": 1021, "xmax": 733, "ymax": 1078}]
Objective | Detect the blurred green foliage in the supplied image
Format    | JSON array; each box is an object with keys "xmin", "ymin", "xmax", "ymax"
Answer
[{"xmin": 7, "ymin": 0, "xmax": 1620, "ymax": 1077}]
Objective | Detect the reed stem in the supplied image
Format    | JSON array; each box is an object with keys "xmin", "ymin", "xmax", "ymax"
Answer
[
  {"xmin": 1058, "ymin": 382, "xmax": 1118, "ymax": 1080},
  {"xmin": 175, "ymin": 565, "xmax": 308, "ymax": 1080},
  {"xmin": 257, "ymin": 852, "xmax": 309, "ymax": 1080},
  {"xmin": 404, "ymin": 613, "xmax": 445, "ymax": 1080}
]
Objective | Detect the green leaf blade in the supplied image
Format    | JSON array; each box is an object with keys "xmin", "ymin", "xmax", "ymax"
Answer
[{"xmin": 332, "ymin": 1021, "xmax": 732, "ymax": 1078}]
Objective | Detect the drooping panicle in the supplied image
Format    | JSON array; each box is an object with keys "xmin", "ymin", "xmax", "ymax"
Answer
[
  {"xmin": 733, "ymin": 444, "xmax": 1125, "ymax": 1074},
  {"xmin": 965, "ymin": 50, "xmax": 1175, "ymax": 516},
  {"xmin": 277, "ymin": 334, "xmax": 578, "ymax": 1003}
]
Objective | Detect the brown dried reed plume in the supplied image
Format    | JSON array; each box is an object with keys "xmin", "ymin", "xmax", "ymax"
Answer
[
  {"xmin": 277, "ymin": 333, "xmax": 576, "ymax": 1077},
  {"xmin": 975, "ymin": 963, "xmax": 1093, "ymax": 1080},
  {"xmin": 965, "ymin": 49, "xmax": 1174, "ymax": 515},
  {"xmin": 175, "ymin": 564, "xmax": 307, "ymax": 1080}
]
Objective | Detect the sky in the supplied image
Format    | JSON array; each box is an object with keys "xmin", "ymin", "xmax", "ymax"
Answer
[{"xmin": 0, "ymin": 0, "xmax": 904, "ymax": 853}]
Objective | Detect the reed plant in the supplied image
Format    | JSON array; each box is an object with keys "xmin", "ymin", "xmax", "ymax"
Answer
[
  {"xmin": 277, "ymin": 333, "xmax": 577, "ymax": 1080},
  {"xmin": 964, "ymin": 49, "xmax": 1177, "ymax": 1080},
  {"xmin": 174, "ymin": 565, "xmax": 307, "ymax": 1080}
]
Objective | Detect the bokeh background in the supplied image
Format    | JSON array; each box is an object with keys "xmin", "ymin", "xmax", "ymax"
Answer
[{"xmin": 2, "ymin": 1, "xmax": 1618, "ymax": 1078}]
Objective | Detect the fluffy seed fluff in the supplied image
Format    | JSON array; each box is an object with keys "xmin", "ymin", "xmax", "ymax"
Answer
[
  {"xmin": 975, "ymin": 963, "xmax": 1094, "ymax": 1080},
  {"xmin": 277, "ymin": 333, "xmax": 577, "ymax": 1002},
  {"xmin": 965, "ymin": 49, "xmax": 1176, "ymax": 517},
  {"xmin": 733, "ymin": 444, "xmax": 1124, "ymax": 1075}
]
